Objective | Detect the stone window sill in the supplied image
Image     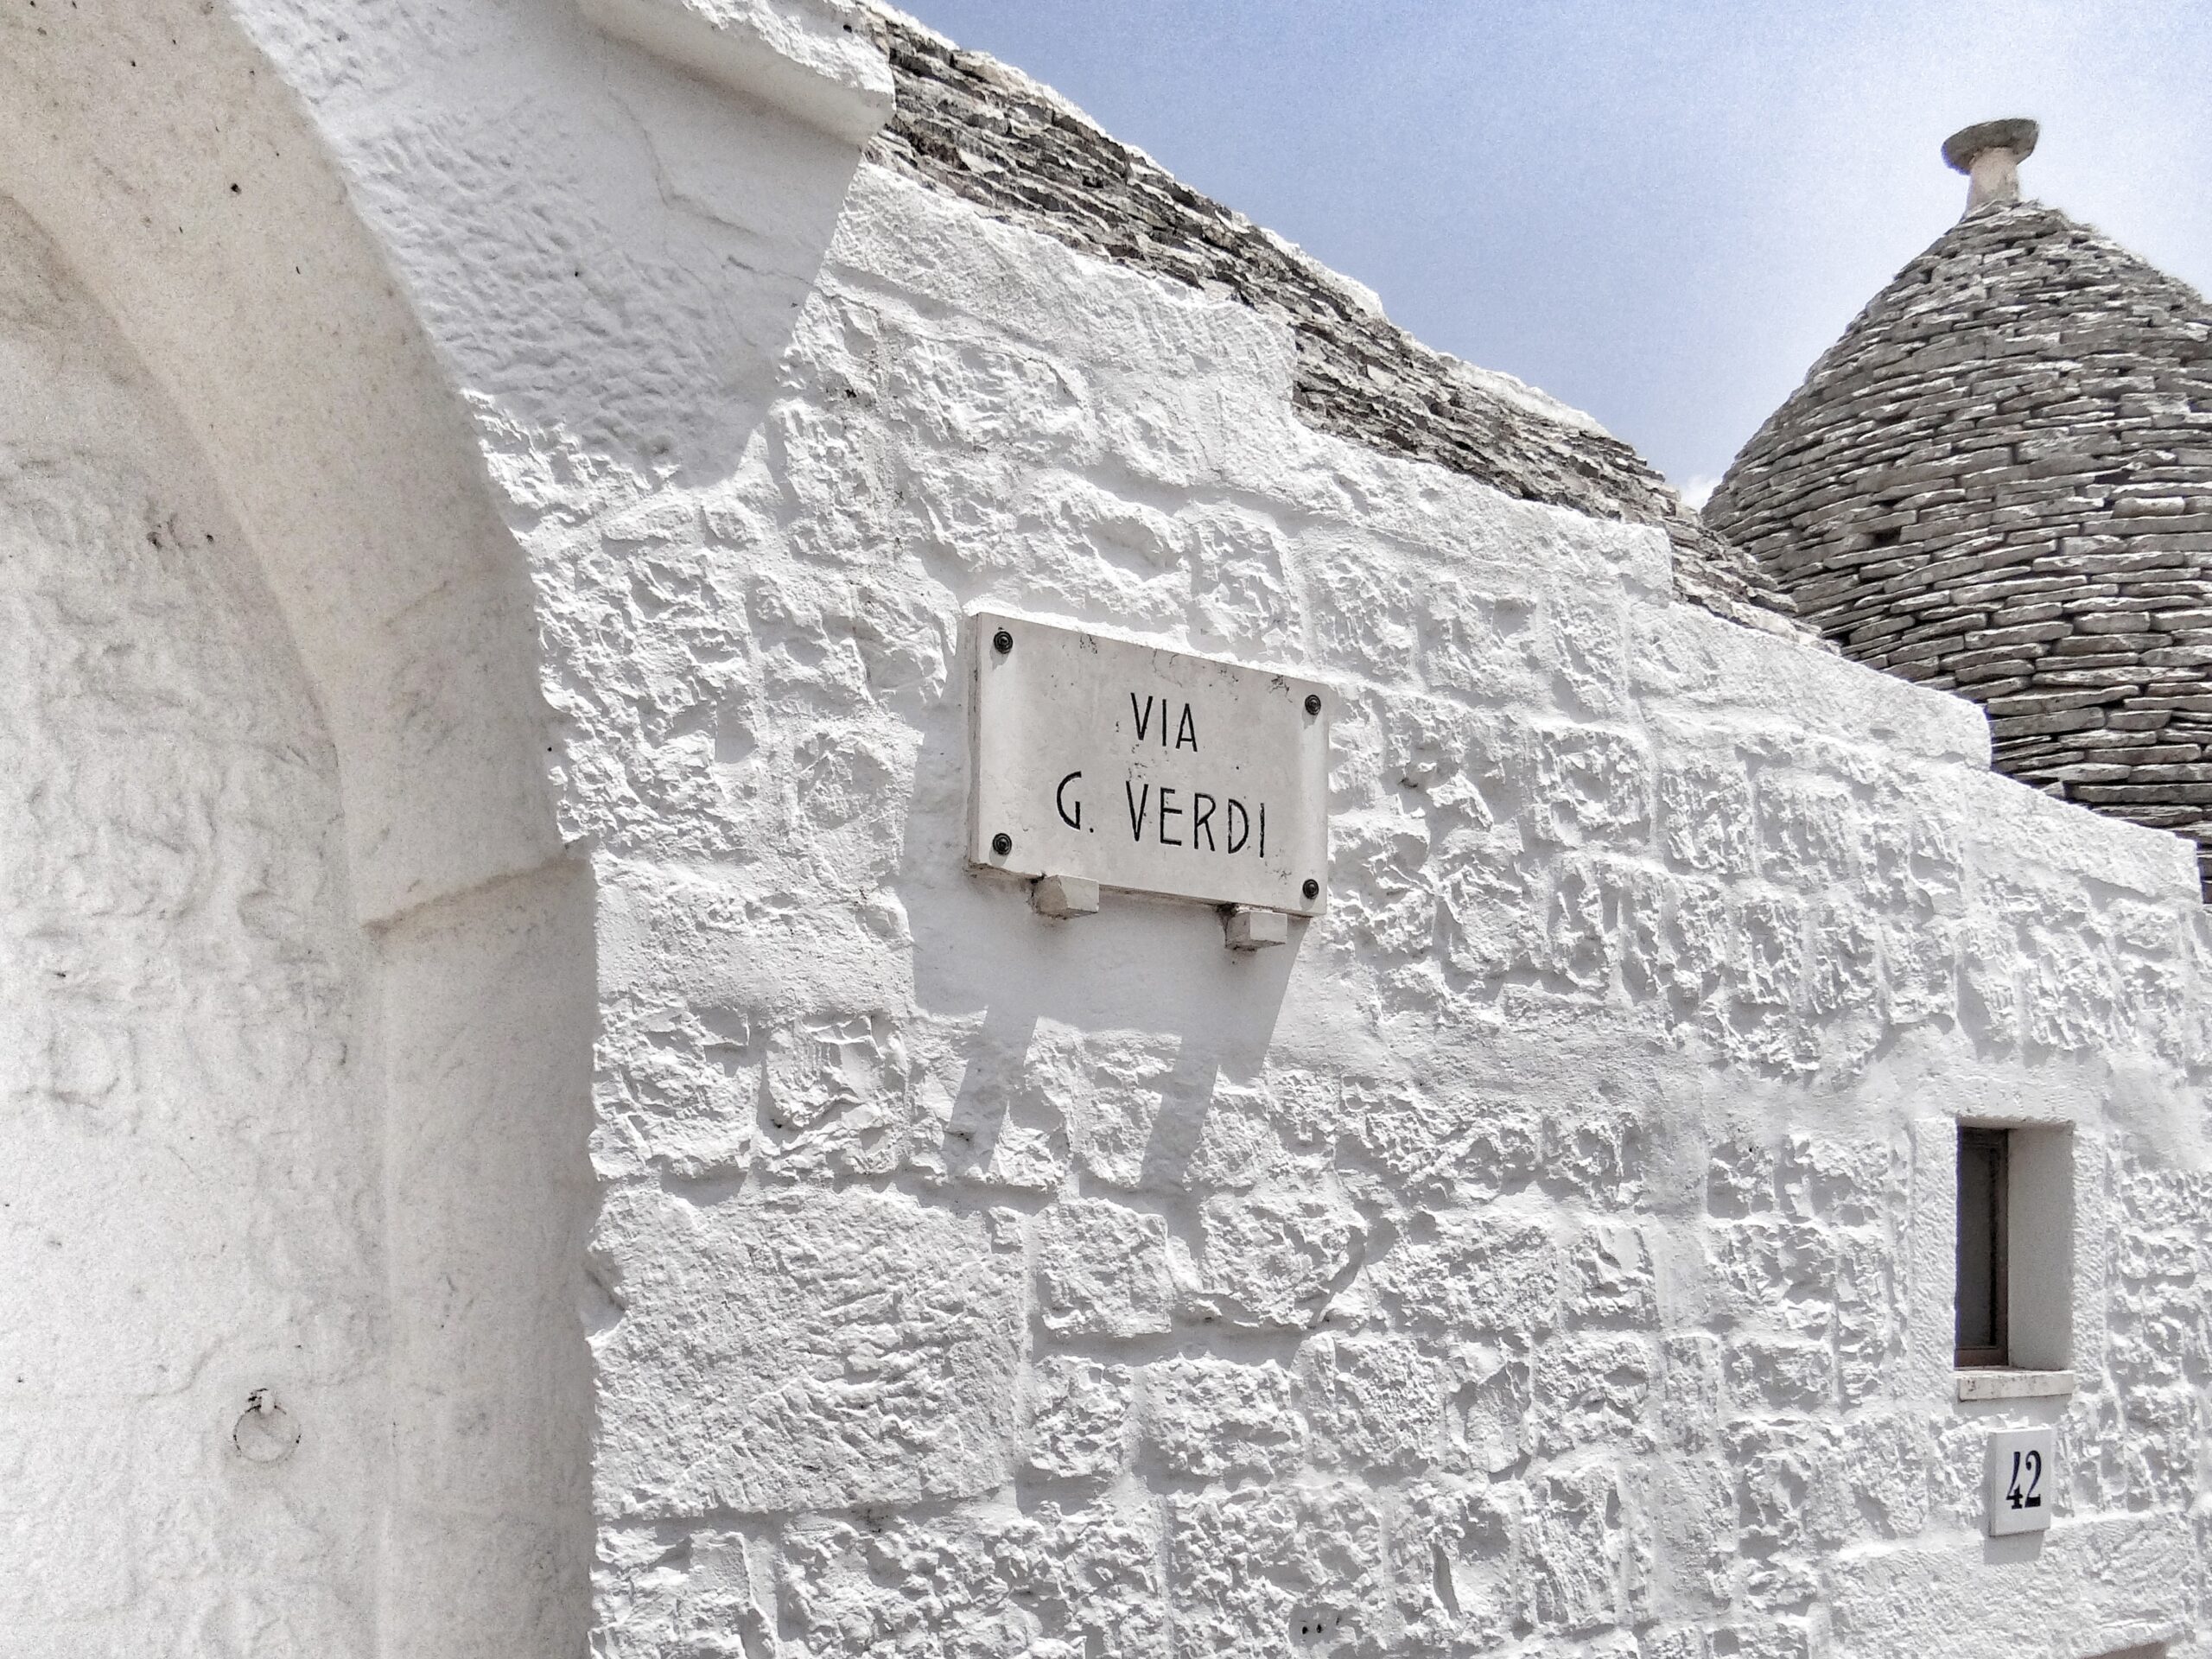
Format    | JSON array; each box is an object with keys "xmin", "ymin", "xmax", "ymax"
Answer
[{"xmin": 1955, "ymin": 1367, "xmax": 2075, "ymax": 1401}]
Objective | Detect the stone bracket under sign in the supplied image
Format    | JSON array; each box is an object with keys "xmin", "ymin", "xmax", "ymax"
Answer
[{"xmin": 966, "ymin": 611, "xmax": 1330, "ymax": 922}]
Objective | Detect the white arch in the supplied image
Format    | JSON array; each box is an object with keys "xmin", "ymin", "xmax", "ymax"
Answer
[
  {"xmin": 0, "ymin": 3, "xmax": 592, "ymax": 1652},
  {"xmin": 0, "ymin": 3, "xmax": 556, "ymax": 918}
]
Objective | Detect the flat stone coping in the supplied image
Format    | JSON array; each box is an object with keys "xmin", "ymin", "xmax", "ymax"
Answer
[
  {"xmin": 1942, "ymin": 117, "xmax": 2039, "ymax": 174},
  {"xmin": 1956, "ymin": 1368, "xmax": 2075, "ymax": 1401}
]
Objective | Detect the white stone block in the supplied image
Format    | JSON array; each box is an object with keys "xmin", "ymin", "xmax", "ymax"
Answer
[
  {"xmin": 1221, "ymin": 906, "xmax": 1291, "ymax": 950},
  {"xmin": 1956, "ymin": 1368, "xmax": 2075, "ymax": 1402},
  {"xmin": 1031, "ymin": 874, "xmax": 1101, "ymax": 918},
  {"xmin": 579, "ymin": 0, "xmax": 893, "ymax": 145}
]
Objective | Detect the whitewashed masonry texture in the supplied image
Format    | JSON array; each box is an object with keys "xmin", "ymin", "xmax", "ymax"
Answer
[{"xmin": 1, "ymin": 5, "xmax": 2209, "ymax": 1659}]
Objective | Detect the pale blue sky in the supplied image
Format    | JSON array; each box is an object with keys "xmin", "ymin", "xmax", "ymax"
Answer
[{"xmin": 902, "ymin": 1, "xmax": 2212, "ymax": 496}]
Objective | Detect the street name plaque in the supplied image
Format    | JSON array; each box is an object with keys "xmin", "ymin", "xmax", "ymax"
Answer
[{"xmin": 967, "ymin": 611, "xmax": 1330, "ymax": 916}]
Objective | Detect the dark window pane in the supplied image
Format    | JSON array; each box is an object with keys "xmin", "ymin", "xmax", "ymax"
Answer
[{"xmin": 1957, "ymin": 1128, "xmax": 2008, "ymax": 1365}]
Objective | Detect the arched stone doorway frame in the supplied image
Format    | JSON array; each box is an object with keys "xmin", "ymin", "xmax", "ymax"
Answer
[{"xmin": 0, "ymin": 5, "xmax": 593, "ymax": 1652}]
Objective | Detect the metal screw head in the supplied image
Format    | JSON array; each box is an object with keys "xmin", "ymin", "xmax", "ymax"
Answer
[
  {"xmin": 1304, "ymin": 693, "xmax": 1322, "ymax": 716},
  {"xmin": 991, "ymin": 832, "xmax": 1014, "ymax": 856},
  {"xmin": 1302, "ymin": 878, "xmax": 1320, "ymax": 901},
  {"xmin": 993, "ymin": 629, "xmax": 1014, "ymax": 654}
]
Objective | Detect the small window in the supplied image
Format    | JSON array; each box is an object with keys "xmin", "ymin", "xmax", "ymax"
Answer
[
  {"xmin": 1955, "ymin": 1128, "xmax": 2008, "ymax": 1366},
  {"xmin": 1955, "ymin": 1122, "xmax": 2074, "ymax": 1374}
]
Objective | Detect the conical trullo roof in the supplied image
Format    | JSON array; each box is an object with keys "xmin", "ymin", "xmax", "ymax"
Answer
[{"xmin": 1706, "ymin": 124, "xmax": 2212, "ymax": 892}]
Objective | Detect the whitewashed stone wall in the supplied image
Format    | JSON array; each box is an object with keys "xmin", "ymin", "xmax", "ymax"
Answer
[
  {"xmin": 552, "ymin": 156, "xmax": 2212, "ymax": 1658},
  {"xmin": 3, "ymin": 3, "xmax": 2209, "ymax": 1656},
  {"xmin": 0, "ymin": 197, "xmax": 382, "ymax": 1654}
]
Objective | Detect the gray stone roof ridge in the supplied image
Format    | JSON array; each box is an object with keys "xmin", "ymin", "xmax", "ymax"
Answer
[{"xmin": 861, "ymin": 2, "xmax": 1808, "ymax": 640}]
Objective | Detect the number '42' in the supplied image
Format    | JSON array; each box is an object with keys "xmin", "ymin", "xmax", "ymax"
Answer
[{"xmin": 2005, "ymin": 1448, "xmax": 2044, "ymax": 1510}]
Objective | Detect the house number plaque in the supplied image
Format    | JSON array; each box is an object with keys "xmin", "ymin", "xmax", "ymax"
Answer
[{"xmin": 1985, "ymin": 1427, "xmax": 2056, "ymax": 1536}]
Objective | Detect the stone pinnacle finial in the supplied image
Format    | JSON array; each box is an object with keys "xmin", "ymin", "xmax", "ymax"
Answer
[{"xmin": 1942, "ymin": 118, "xmax": 2039, "ymax": 215}]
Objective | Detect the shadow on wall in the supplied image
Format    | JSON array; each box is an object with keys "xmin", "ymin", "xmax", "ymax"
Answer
[
  {"xmin": 289, "ymin": 0, "xmax": 879, "ymax": 505},
  {"xmin": 898, "ymin": 744, "xmax": 1303, "ymax": 1195},
  {"xmin": 0, "ymin": 189, "xmax": 393, "ymax": 1654},
  {"xmin": 0, "ymin": 3, "xmax": 593, "ymax": 1655},
  {"xmin": 536, "ymin": 37, "xmax": 875, "ymax": 485}
]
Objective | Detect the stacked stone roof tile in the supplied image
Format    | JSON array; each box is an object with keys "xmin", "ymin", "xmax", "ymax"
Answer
[
  {"xmin": 865, "ymin": 5, "xmax": 1804, "ymax": 639},
  {"xmin": 1707, "ymin": 196, "xmax": 2212, "ymax": 892}
]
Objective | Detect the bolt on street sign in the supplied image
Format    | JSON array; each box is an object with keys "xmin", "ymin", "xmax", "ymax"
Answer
[{"xmin": 967, "ymin": 611, "xmax": 1330, "ymax": 917}]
